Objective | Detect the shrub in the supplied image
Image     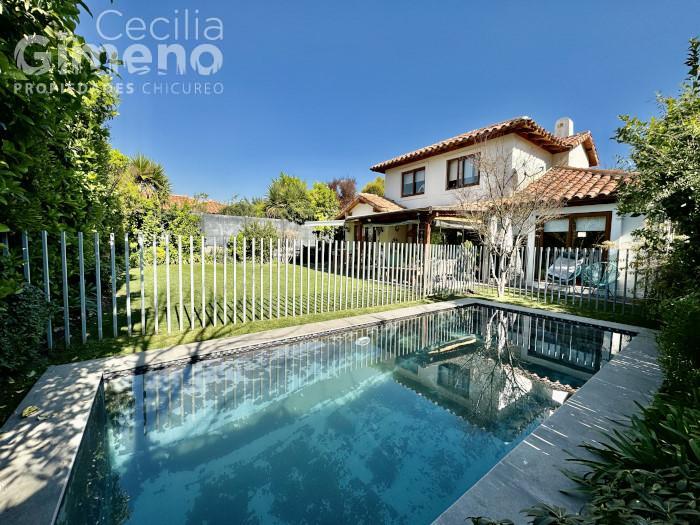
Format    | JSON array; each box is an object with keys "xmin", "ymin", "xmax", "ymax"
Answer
[
  {"xmin": 658, "ymin": 292, "xmax": 700, "ymax": 391},
  {"xmin": 0, "ymin": 284, "xmax": 52, "ymax": 374},
  {"xmin": 235, "ymin": 222, "xmax": 279, "ymax": 262}
]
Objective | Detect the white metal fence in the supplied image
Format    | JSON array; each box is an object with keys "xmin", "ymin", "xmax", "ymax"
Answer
[
  {"xmin": 427, "ymin": 244, "xmax": 651, "ymax": 315},
  {"xmin": 2, "ymin": 231, "xmax": 650, "ymax": 349}
]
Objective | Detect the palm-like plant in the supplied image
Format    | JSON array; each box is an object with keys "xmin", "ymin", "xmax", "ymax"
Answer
[{"xmin": 128, "ymin": 154, "xmax": 171, "ymax": 202}]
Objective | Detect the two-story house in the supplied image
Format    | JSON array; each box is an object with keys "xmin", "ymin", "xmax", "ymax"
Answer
[{"xmin": 338, "ymin": 116, "xmax": 643, "ymax": 254}]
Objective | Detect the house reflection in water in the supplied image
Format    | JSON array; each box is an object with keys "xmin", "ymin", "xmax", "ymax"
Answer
[{"xmin": 105, "ymin": 305, "xmax": 633, "ymax": 446}]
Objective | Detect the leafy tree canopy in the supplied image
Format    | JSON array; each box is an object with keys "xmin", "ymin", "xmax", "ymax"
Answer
[
  {"xmin": 361, "ymin": 176, "xmax": 385, "ymax": 197},
  {"xmin": 265, "ymin": 172, "xmax": 312, "ymax": 224},
  {"xmin": 308, "ymin": 182, "xmax": 340, "ymax": 220},
  {"xmin": 0, "ymin": 0, "xmax": 117, "ymax": 234},
  {"xmin": 617, "ymin": 38, "xmax": 700, "ymax": 249},
  {"xmin": 221, "ymin": 196, "xmax": 267, "ymax": 217}
]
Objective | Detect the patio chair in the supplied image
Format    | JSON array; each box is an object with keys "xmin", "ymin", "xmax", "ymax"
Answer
[
  {"xmin": 546, "ymin": 254, "xmax": 584, "ymax": 283},
  {"xmin": 581, "ymin": 261, "xmax": 618, "ymax": 296}
]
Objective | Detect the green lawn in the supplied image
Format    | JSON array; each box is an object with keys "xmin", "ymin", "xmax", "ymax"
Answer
[{"xmin": 75, "ymin": 261, "xmax": 420, "ymax": 342}]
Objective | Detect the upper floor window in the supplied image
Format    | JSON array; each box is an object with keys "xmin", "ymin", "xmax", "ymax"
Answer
[
  {"xmin": 446, "ymin": 154, "xmax": 479, "ymax": 189},
  {"xmin": 402, "ymin": 168, "xmax": 425, "ymax": 197}
]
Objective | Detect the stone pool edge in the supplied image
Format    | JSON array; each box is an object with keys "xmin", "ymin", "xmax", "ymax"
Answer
[
  {"xmin": 434, "ymin": 301, "xmax": 661, "ymax": 525},
  {"xmin": 0, "ymin": 298, "xmax": 659, "ymax": 525}
]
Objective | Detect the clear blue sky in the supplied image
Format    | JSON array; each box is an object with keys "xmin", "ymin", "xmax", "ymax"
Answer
[{"xmin": 79, "ymin": 0, "xmax": 700, "ymax": 201}]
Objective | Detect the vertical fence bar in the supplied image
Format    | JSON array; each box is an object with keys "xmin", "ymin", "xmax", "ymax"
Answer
[
  {"xmin": 166, "ymin": 234, "xmax": 172, "ymax": 333},
  {"xmin": 41, "ymin": 231, "xmax": 53, "ymax": 349},
  {"xmin": 277, "ymin": 239, "xmax": 281, "ymax": 319},
  {"xmin": 178, "ymin": 236, "xmax": 183, "ymax": 331},
  {"xmin": 98, "ymin": 233, "xmax": 107, "ymax": 341},
  {"xmin": 260, "ymin": 239, "xmax": 264, "ymax": 320},
  {"xmin": 61, "ymin": 231, "xmax": 70, "ymax": 347},
  {"xmin": 631, "ymin": 250, "xmax": 639, "ymax": 313},
  {"xmin": 314, "ymin": 239, "xmax": 319, "ymax": 314},
  {"xmin": 284, "ymin": 239, "xmax": 289, "ymax": 317},
  {"xmin": 269, "ymin": 238, "xmax": 273, "ymax": 320},
  {"xmin": 298, "ymin": 241, "xmax": 303, "ymax": 316},
  {"xmin": 292, "ymin": 239, "xmax": 297, "ymax": 317},
  {"xmin": 306, "ymin": 242, "xmax": 311, "ymax": 315},
  {"xmin": 243, "ymin": 237, "xmax": 248, "ymax": 322},
  {"xmin": 201, "ymin": 236, "xmax": 206, "ymax": 327},
  {"xmin": 321, "ymin": 240, "xmax": 327, "ymax": 313},
  {"xmin": 622, "ymin": 249, "xmax": 629, "ymax": 314},
  {"xmin": 189, "ymin": 236, "xmax": 195, "ymax": 329},
  {"xmin": 326, "ymin": 240, "xmax": 332, "ymax": 311},
  {"xmin": 233, "ymin": 238, "xmax": 238, "ymax": 324},
  {"xmin": 78, "ymin": 232, "xmax": 87, "ymax": 343},
  {"xmin": 104, "ymin": 232, "xmax": 113, "ymax": 340},
  {"xmin": 222, "ymin": 236, "xmax": 227, "ymax": 325},
  {"xmin": 153, "ymin": 235, "xmax": 159, "ymax": 334},
  {"xmin": 579, "ymin": 248, "xmax": 586, "ymax": 307},
  {"xmin": 335, "ymin": 240, "xmax": 342, "ymax": 310},
  {"xmin": 251, "ymin": 238, "xmax": 256, "ymax": 322},
  {"xmin": 333, "ymin": 239, "xmax": 342, "ymax": 312},
  {"xmin": 212, "ymin": 237, "xmax": 217, "ymax": 327},
  {"xmin": 139, "ymin": 234, "xmax": 146, "ymax": 334},
  {"xmin": 338, "ymin": 241, "xmax": 345, "ymax": 310},
  {"xmin": 21, "ymin": 231, "xmax": 30, "ymax": 283},
  {"xmin": 612, "ymin": 249, "xmax": 619, "ymax": 313},
  {"xmin": 125, "ymin": 234, "xmax": 132, "ymax": 336}
]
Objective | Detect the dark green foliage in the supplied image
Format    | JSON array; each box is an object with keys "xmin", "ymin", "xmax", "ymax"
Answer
[
  {"xmin": 657, "ymin": 292, "xmax": 700, "ymax": 391},
  {"xmin": 569, "ymin": 390, "xmax": 700, "ymax": 524},
  {"xmin": 0, "ymin": 284, "xmax": 52, "ymax": 373},
  {"xmin": 235, "ymin": 221, "xmax": 279, "ymax": 262},
  {"xmin": 265, "ymin": 173, "xmax": 313, "ymax": 224},
  {"xmin": 221, "ymin": 197, "xmax": 267, "ymax": 218}
]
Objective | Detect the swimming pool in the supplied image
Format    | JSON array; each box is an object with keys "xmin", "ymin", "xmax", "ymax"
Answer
[{"xmin": 56, "ymin": 304, "xmax": 633, "ymax": 525}]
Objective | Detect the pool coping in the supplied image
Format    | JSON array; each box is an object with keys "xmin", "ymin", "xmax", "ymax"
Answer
[{"xmin": 0, "ymin": 299, "xmax": 660, "ymax": 525}]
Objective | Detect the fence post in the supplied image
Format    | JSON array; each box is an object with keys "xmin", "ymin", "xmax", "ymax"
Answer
[
  {"xmin": 61, "ymin": 231, "xmax": 70, "ymax": 347},
  {"xmin": 189, "ymin": 236, "xmax": 195, "ymax": 329},
  {"xmin": 201, "ymin": 236, "xmax": 206, "ymax": 327},
  {"xmin": 178, "ymin": 236, "xmax": 183, "ymax": 331},
  {"xmin": 41, "ymin": 231, "xmax": 53, "ymax": 349},
  {"xmin": 78, "ymin": 232, "xmax": 87, "ymax": 343},
  {"xmin": 153, "ymin": 235, "xmax": 159, "ymax": 334},
  {"xmin": 139, "ymin": 234, "xmax": 145, "ymax": 334},
  {"xmin": 21, "ymin": 231, "xmax": 30, "ymax": 283},
  {"xmin": 166, "ymin": 234, "xmax": 172, "ymax": 333},
  {"xmin": 125, "ymin": 233, "xmax": 132, "ymax": 336}
]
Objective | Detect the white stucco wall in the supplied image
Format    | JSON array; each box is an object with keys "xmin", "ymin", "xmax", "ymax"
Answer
[
  {"xmin": 552, "ymin": 144, "xmax": 591, "ymax": 168},
  {"xmin": 383, "ymin": 133, "xmax": 556, "ymax": 209},
  {"xmin": 347, "ymin": 202, "xmax": 376, "ymax": 217}
]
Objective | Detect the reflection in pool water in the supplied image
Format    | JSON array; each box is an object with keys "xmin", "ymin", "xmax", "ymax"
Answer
[{"xmin": 57, "ymin": 305, "xmax": 633, "ymax": 525}]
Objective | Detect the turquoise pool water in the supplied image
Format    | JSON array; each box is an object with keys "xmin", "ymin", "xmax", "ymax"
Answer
[{"xmin": 58, "ymin": 305, "xmax": 633, "ymax": 525}]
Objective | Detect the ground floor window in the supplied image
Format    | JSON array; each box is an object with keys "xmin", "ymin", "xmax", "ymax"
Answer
[{"xmin": 539, "ymin": 211, "xmax": 611, "ymax": 249}]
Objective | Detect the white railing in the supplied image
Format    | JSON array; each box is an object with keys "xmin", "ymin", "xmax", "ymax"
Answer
[
  {"xmin": 1, "ymin": 231, "xmax": 651, "ymax": 349},
  {"xmin": 426, "ymin": 244, "xmax": 651, "ymax": 315},
  {"xmin": 3, "ymin": 232, "xmax": 428, "ymax": 348}
]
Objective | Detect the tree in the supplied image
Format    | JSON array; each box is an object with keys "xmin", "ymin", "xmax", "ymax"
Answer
[
  {"xmin": 265, "ymin": 173, "xmax": 312, "ymax": 223},
  {"xmin": 128, "ymin": 154, "xmax": 171, "ymax": 203},
  {"xmin": 221, "ymin": 196, "xmax": 266, "ymax": 217},
  {"xmin": 616, "ymin": 38, "xmax": 700, "ymax": 304},
  {"xmin": 308, "ymin": 182, "xmax": 340, "ymax": 220},
  {"xmin": 455, "ymin": 145, "xmax": 562, "ymax": 298},
  {"xmin": 328, "ymin": 178, "xmax": 357, "ymax": 208},
  {"xmin": 361, "ymin": 176, "xmax": 385, "ymax": 197},
  {"xmin": 0, "ymin": 1, "xmax": 117, "ymax": 235}
]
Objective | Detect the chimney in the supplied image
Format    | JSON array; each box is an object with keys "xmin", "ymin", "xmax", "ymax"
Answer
[{"xmin": 554, "ymin": 117, "xmax": 574, "ymax": 138}]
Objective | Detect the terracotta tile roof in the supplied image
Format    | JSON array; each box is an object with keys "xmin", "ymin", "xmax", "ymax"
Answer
[
  {"xmin": 337, "ymin": 192, "xmax": 404, "ymax": 218},
  {"xmin": 169, "ymin": 194, "xmax": 225, "ymax": 214},
  {"xmin": 370, "ymin": 116, "xmax": 599, "ymax": 173},
  {"xmin": 524, "ymin": 166, "xmax": 633, "ymax": 203}
]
